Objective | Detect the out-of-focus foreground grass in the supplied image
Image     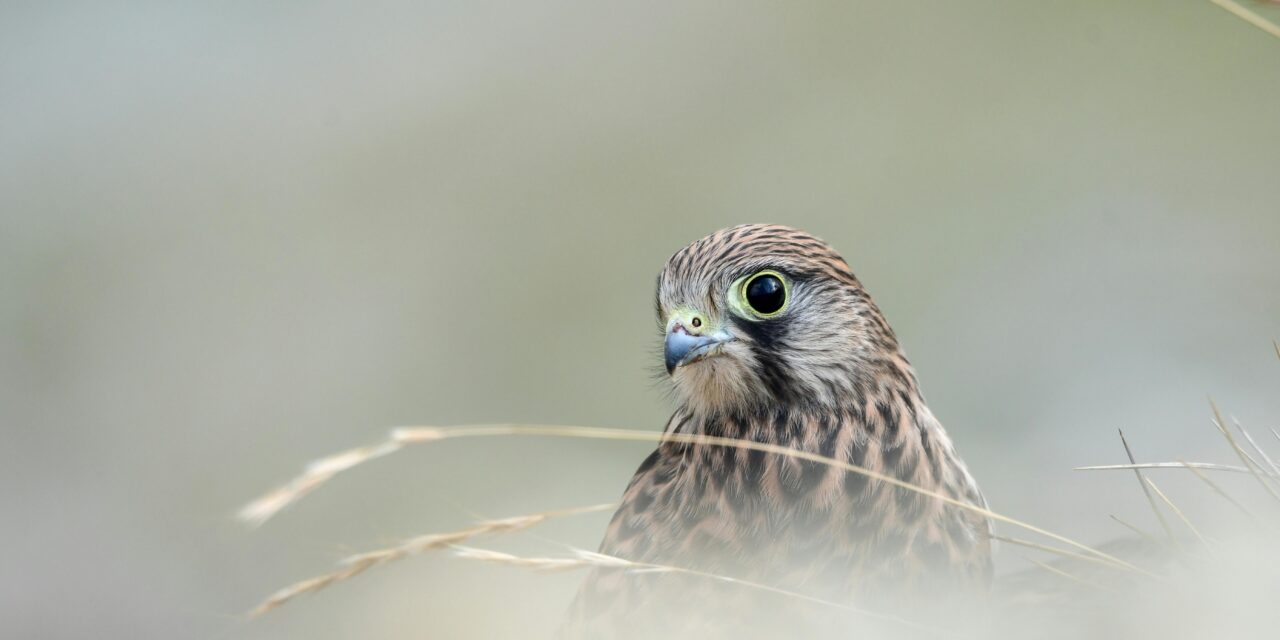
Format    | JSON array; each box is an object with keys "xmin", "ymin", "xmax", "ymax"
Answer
[{"xmin": 3, "ymin": 1, "xmax": 1279, "ymax": 638}]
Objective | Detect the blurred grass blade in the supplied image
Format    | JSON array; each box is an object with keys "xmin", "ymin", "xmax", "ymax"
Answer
[
  {"xmin": 238, "ymin": 441, "xmax": 404, "ymax": 526},
  {"xmin": 1076, "ymin": 461, "xmax": 1272, "ymax": 477},
  {"xmin": 1232, "ymin": 417, "xmax": 1280, "ymax": 478},
  {"xmin": 1210, "ymin": 399, "xmax": 1280, "ymax": 505},
  {"xmin": 1178, "ymin": 459, "xmax": 1261, "ymax": 526},
  {"xmin": 1024, "ymin": 556, "xmax": 1113, "ymax": 593},
  {"xmin": 241, "ymin": 423, "xmax": 1151, "ymax": 575},
  {"xmin": 248, "ymin": 502, "xmax": 616, "ymax": 616},
  {"xmin": 1143, "ymin": 477, "xmax": 1211, "ymax": 550},
  {"xmin": 452, "ymin": 545, "xmax": 946, "ymax": 635},
  {"xmin": 1119, "ymin": 429, "xmax": 1178, "ymax": 549},
  {"xmin": 1109, "ymin": 514, "xmax": 1161, "ymax": 545},
  {"xmin": 1210, "ymin": 0, "xmax": 1280, "ymax": 39},
  {"xmin": 992, "ymin": 535, "xmax": 1123, "ymax": 570}
]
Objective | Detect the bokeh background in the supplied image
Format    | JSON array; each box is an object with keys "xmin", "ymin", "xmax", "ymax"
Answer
[{"xmin": 3, "ymin": 1, "xmax": 1279, "ymax": 638}]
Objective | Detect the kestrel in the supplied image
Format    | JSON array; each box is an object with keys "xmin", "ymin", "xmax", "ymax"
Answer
[{"xmin": 564, "ymin": 225, "xmax": 993, "ymax": 638}]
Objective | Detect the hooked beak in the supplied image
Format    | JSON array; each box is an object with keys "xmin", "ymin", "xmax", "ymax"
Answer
[{"xmin": 664, "ymin": 322, "xmax": 734, "ymax": 375}]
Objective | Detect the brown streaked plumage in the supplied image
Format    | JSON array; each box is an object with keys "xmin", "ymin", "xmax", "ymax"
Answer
[{"xmin": 564, "ymin": 224, "xmax": 993, "ymax": 638}]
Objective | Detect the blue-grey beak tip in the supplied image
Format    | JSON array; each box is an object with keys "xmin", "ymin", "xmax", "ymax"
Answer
[{"xmin": 664, "ymin": 330, "xmax": 726, "ymax": 375}]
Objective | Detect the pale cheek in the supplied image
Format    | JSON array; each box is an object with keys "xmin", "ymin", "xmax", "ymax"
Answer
[{"xmin": 672, "ymin": 354, "xmax": 757, "ymax": 413}]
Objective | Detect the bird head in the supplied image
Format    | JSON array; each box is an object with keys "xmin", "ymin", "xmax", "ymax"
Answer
[{"xmin": 656, "ymin": 224, "xmax": 904, "ymax": 416}]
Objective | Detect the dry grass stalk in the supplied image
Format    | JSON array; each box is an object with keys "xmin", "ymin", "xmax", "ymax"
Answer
[
  {"xmin": 1178, "ymin": 459, "xmax": 1261, "ymax": 525},
  {"xmin": 1210, "ymin": 399, "xmax": 1280, "ymax": 504},
  {"xmin": 239, "ymin": 441, "xmax": 404, "ymax": 526},
  {"xmin": 1142, "ymin": 477, "xmax": 1211, "ymax": 550},
  {"xmin": 1210, "ymin": 0, "xmax": 1280, "ymax": 39},
  {"xmin": 1233, "ymin": 447, "xmax": 1274, "ymax": 486},
  {"xmin": 991, "ymin": 535, "xmax": 1121, "ymax": 570},
  {"xmin": 1118, "ymin": 429, "xmax": 1179, "ymax": 550},
  {"xmin": 451, "ymin": 546, "xmax": 588, "ymax": 572},
  {"xmin": 250, "ymin": 559, "xmax": 374, "ymax": 618},
  {"xmin": 241, "ymin": 423, "xmax": 1150, "ymax": 575},
  {"xmin": 1108, "ymin": 514, "xmax": 1161, "ymax": 545},
  {"xmin": 1023, "ymin": 556, "xmax": 1113, "ymax": 593},
  {"xmin": 248, "ymin": 503, "xmax": 615, "ymax": 616},
  {"xmin": 1076, "ymin": 461, "xmax": 1273, "ymax": 477},
  {"xmin": 1232, "ymin": 416, "xmax": 1280, "ymax": 479},
  {"xmin": 450, "ymin": 546, "xmax": 944, "ymax": 635}
]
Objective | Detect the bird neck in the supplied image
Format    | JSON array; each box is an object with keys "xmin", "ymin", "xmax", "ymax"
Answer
[{"xmin": 669, "ymin": 350, "xmax": 930, "ymax": 444}]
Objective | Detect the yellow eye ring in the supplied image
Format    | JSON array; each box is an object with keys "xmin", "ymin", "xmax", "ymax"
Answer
[{"xmin": 733, "ymin": 270, "xmax": 789, "ymax": 319}]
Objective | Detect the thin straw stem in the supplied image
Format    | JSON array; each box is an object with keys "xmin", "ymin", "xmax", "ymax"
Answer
[
  {"xmin": 453, "ymin": 545, "xmax": 944, "ymax": 635},
  {"xmin": 1210, "ymin": 399, "xmax": 1280, "ymax": 504},
  {"xmin": 1024, "ymin": 556, "xmax": 1112, "ymax": 593},
  {"xmin": 991, "ymin": 535, "xmax": 1120, "ymax": 570},
  {"xmin": 241, "ymin": 423, "xmax": 1153, "ymax": 575},
  {"xmin": 1178, "ymin": 460, "xmax": 1261, "ymax": 526},
  {"xmin": 1076, "ymin": 462, "xmax": 1272, "ymax": 477},
  {"xmin": 1210, "ymin": 0, "xmax": 1280, "ymax": 39},
  {"xmin": 1109, "ymin": 515, "xmax": 1161, "ymax": 546},
  {"xmin": 1142, "ymin": 478, "xmax": 1210, "ymax": 549},
  {"xmin": 395, "ymin": 425, "xmax": 1152, "ymax": 575},
  {"xmin": 1233, "ymin": 417, "xmax": 1280, "ymax": 479},
  {"xmin": 1119, "ymin": 429, "xmax": 1178, "ymax": 550},
  {"xmin": 248, "ymin": 503, "xmax": 615, "ymax": 616}
]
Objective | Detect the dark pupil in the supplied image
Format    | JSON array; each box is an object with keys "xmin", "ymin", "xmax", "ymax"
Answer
[{"xmin": 745, "ymin": 274, "xmax": 785, "ymax": 314}]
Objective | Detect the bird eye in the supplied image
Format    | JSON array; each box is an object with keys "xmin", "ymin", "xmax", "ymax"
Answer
[{"xmin": 742, "ymin": 271, "xmax": 788, "ymax": 317}]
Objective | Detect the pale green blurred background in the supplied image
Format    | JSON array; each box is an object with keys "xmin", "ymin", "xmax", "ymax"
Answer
[{"xmin": 3, "ymin": 2, "xmax": 1279, "ymax": 638}]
